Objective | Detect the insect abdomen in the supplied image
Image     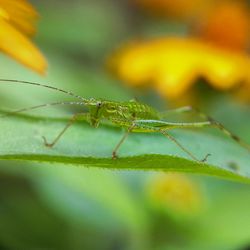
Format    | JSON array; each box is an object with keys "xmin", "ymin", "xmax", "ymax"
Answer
[
  {"xmin": 122, "ymin": 101, "xmax": 159, "ymax": 120},
  {"xmin": 103, "ymin": 100, "xmax": 159, "ymax": 127}
]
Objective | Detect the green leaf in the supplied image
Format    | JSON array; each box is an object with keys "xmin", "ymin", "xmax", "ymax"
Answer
[{"xmin": 0, "ymin": 114, "xmax": 250, "ymax": 183}]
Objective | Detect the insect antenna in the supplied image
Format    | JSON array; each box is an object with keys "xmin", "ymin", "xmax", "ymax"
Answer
[
  {"xmin": 0, "ymin": 101, "xmax": 85, "ymax": 118},
  {"xmin": 0, "ymin": 79, "xmax": 86, "ymax": 101}
]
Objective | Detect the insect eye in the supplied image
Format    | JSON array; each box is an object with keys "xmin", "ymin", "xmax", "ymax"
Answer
[{"xmin": 96, "ymin": 102, "xmax": 102, "ymax": 107}]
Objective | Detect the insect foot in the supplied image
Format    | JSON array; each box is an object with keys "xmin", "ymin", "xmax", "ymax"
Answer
[
  {"xmin": 42, "ymin": 136, "xmax": 54, "ymax": 148},
  {"xmin": 112, "ymin": 151, "xmax": 118, "ymax": 160},
  {"xmin": 201, "ymin": 153, "xmax": 211, "ymax": 163}
]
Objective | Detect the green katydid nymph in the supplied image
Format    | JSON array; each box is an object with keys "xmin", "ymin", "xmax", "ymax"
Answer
[{"xmin": 0, "ymin": 79, "xmax": 250, "ymax": 162}]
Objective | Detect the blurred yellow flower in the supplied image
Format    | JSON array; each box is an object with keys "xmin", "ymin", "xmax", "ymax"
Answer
[
  {"xmin": 110, "ymin": 37, "xmax": 250, "ymax": 99},
  {"xmin": 110, "ymin": 0, "xmax": 250, "ymax": 100},
  {"xmin": 146, "ymin": 173, "xmax": 203, "ymax": 215},
  {"xmin": 0, "ymin": 0, "xmax": 47, "ymax": 74}
]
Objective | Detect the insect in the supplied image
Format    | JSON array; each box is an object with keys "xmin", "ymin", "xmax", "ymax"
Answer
[{"xmin": 0, "ymin": 79, "xmax": 250, "ymax": 162}]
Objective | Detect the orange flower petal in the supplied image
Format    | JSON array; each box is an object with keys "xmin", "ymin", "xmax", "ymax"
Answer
[
  {"xmin": 0, "ymin": 0, "xmax": 38, "ymax": 36},
  {"xmin": 133, "ymin": 0, "xmax": 204, "ymax": 19},
  {"xmin": 197, "ymin": 2, "xmax": 250, "ymax": 51},
  {"xmin": 0, "ymin": 19, "xmax": 47, "ymax": 74}
]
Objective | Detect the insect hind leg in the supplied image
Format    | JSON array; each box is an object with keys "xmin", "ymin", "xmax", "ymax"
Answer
[
  {"xmin": 160, "ymin": 106, "xmax": 250, "ymax": 152},
  {"xmin": 132, "ymin": 119, "xmax": 211, "ymax": 163},
  {"xmin": 189, "ymin": 108, "xmax": 250, "ymax": 152},
  {"xmin": 160, "ymin": 130, "xmax": 210, "ymax": 163}
]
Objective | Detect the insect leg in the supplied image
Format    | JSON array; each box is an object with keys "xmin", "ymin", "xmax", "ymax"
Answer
[
  {"xmin": 43, "ymin": 113, "xmax": 89, "ymax": 148},
  {"xmin": 112, "ymin": 123, "xmax": 135, "ymax": 159},
  {"xmin": 188, "ymin": 109, "xmax": 250, "ymax": 152},
  {"xmin": 160, "ymin": 107, "xmax": 250, "ymax": 152},
  {"xmin": 160, "ymin": 130, "xmax": 210, "ymax": 162},
  {"xmin": 133, "ymin": 119, "xmax": 215, "ymax": 162},
  {"xmin": 159, "ymin": 106, "xmax": 194, "ymax": 118}
]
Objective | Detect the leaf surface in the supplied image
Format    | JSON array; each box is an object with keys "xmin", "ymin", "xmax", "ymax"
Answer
[{"xmin": 0, "ymin": 114, "xmax": 250, "ymax": 182}]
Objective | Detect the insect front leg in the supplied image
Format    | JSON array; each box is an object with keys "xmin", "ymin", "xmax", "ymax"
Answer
[{"xmin": 43, "ymin": 113, "xmax": 89, "ymax": 148}]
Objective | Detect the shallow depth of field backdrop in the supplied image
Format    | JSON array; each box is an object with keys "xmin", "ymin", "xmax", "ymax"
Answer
[{"xmin": 0, "ymin": 0, "xmax": 250, "ymax": 249}]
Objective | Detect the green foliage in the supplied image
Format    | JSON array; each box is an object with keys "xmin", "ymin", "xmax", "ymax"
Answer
[
  {"xmin": 1, "ymin": 0, "xmax": 250, "ymax": 249},
  {"xmin": 0, "ymin": 113, "xmax": 249, "ymax": 183}
]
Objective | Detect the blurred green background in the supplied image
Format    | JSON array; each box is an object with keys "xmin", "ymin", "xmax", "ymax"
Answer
[{"xmin": 0, "ymin": 0, "xmax": 250, "ymax": 249}]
